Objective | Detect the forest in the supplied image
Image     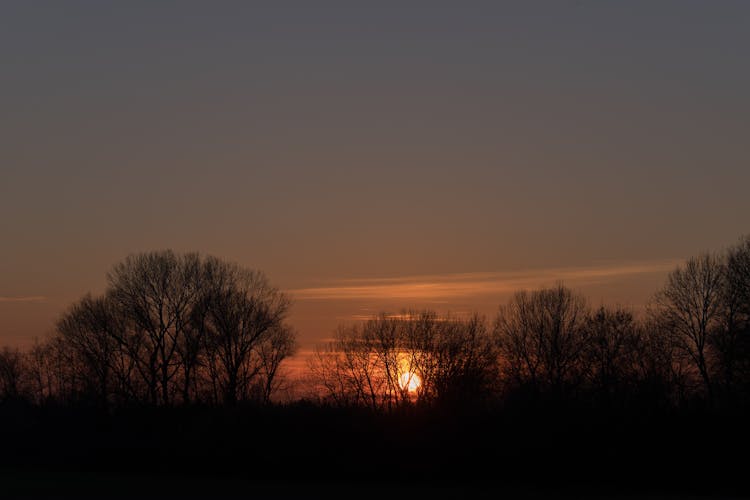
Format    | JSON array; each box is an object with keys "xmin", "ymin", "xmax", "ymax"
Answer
[{"xmin": 2, "ymin": 236, "xmax": 750, "ymax": 496}]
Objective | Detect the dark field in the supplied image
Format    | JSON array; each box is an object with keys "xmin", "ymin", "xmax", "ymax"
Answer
[{"xmin": 1, "ymin": 402, "xmax": 748, "ymax": 499}]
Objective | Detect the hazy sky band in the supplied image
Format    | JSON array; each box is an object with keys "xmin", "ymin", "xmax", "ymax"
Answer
[{"xmin": 291, "ymin": 260, "xmax": 682, "ymax": 300}]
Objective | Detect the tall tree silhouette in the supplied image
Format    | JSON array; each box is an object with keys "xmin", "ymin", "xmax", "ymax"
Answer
[
  {"xmin": 495, "ymin": 285, "xmax": 589, "ymax": 397},
  {"xmin": 198, "ymin": 258, "xmax": 290, "ymax": 405},
  {"xmin": 655, "ymin": 254, "xmax": 725, "ymax": 399},
  {"xmin": 714, "ymin": 237, "xmax": 750, "ymax": 397},
  {"xmin": 409, "ymin": 312, "xmax": 498, "ymax": 406},
  {"xmin": 582, "ymin": 306, "xmax": 639, "ymax": 404},
  {"xmin": 107, "ymin": 251, "xmax": 203, "ymax": 405},
  {"xmin": 0, "ymin": 347, "xmax": 25, "ymax": 401},
  {"xmin": 256, "ymin": 324, "xmax": 297, "ymax": 404},
  {"xmin": 56, "ymin": 294, "xmax": 123, "ymax": 407},
  {"xmin": 31, "ymin": 250, "xmax": 297, "ymax": 407}
]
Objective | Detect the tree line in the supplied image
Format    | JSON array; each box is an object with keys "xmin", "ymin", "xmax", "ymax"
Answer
[
  {"xmin": 1, "ymin": 236, "xmax": 749, "ymax": 411},
  {"xmin": 0, "ymin": 251, "xmax": 296, "ymax": 408},
  {"xmin": 309, "ymin": 235, "xmax": 750, "ymax": 410}
]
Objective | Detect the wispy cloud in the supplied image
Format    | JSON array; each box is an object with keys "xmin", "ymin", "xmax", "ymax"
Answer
[
  {"xmin": 0, "ymin": 296, "xmax": 47, "ymax": 303},
  {"xmin": 290, "ymin": 260, "xmax": 680, "ymax": 301}
]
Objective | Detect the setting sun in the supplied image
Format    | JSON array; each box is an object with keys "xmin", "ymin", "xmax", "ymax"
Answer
[{"xmin": 399, "ymin": 371, "xmax": 422, "ymax": 393}]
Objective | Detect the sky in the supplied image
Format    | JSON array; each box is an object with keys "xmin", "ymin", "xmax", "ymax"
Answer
[{"xmin": 2, "ymin": 2, "xmax": 749, "ymax": 353}]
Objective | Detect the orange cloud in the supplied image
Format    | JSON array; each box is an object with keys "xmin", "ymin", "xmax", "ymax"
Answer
[{"xmin": 290, "ymin": 260, "xmax": 681, "ymax": 301}]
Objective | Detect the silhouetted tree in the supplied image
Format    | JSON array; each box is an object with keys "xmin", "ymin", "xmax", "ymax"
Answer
[
  {"xmin": 198, "ymin": 260, "xmax": 290, "ymax": 405},
  {"xmin": 495, "ymin": 285, "xmax": 589, "ymax": 398},
  {"xmin": 0, "ymin": 346, "xmax": 25, "ymax": 401},
  {"xmin": 255, "ymin": 324, "xmax": 298, "ymax": 404},
  {"xmin": 633, "ymin": 316, "xmax": 691, "ymax": 406},
  {"xmin": 310, "ymin": 323, "xmax": 387, "ymax": 409},
  {"xmin": 107, "ymin": 251, "xmax": 203, "ymax": 405},
  {"xmin": 409, "ymin": 312, "xmax": 498, "ymax": 406},
  {"xmin": 582, "ymin": 306, "xmax": 639, "ymax": 403},
  {"xmin": 10, "ymin": 236, "xmax": 750, "ymax": 418},
  {"xmin": 714, "ymin": 237, "xmax": 750, "ymax": 397},
  {"xmin": 310, "ymin": 311, "xmax": 498, "ymax": 410},
  {"xmin": 364, "ymin": 313, "xmax": 416, "ymax": 408},
  {"xmin": 25, "ymin": 336, "xmax": 82, "ymax": 404},
  {"xmin": 654, "ymin": 254, "xmax": 725, "ymax": 399},
  {"xmin": 56, "ymin": 294, "xmax": 123, "ymax": 407},
  {"xmin": 31, "ymin": 250, "xmax": 297, "ymax": 407}
]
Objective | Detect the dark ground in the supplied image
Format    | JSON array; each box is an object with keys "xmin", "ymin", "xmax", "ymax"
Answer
[{"xmin": 1, "ymin": 401, "xmax": 748, "ymax": 499}]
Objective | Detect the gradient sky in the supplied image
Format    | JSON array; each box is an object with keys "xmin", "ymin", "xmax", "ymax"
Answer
[{"xmin": 2, "ymin": 2, "xmax": 749, "ymax": 352}]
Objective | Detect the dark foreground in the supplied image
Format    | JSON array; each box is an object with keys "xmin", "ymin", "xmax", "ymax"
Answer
[{"xmin": 1, "ymin": 401, "xmax": 748, "ymax": 499}]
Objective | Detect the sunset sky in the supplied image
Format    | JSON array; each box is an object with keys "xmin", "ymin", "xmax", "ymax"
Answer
[{"xmin": 2, "ymin": 2, "xmax": 749, "ymax": 353}]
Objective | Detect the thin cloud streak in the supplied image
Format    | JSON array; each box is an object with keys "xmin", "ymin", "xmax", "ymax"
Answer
[
  {"xmin": 0, "ymin": 296, "xmax": 47, "ymax": 303},
  {"xmin": 290, "ymin": 260, "xmax": 681, "ymax": 301}
]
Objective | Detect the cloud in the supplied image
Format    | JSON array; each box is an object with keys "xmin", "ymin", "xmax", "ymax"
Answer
[
  {"xmin": 0, "ymin": 296, "xmax": 47, "ymax": 303},
  {"xmin": 289, "ymin": 260, "xmax": 681, "ymax": 301}
]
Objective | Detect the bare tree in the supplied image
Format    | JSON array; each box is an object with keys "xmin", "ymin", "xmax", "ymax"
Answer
[
  {"xmin": 68, "ymin": 250, "xmax": 298, "ymax": 407},
  {"xmin": 633, "ymin": 315, "xmax": 691, "ymax": 405},
  {"xmin": 409, "ymin": 312, "xmax": 498, "ymax": 405},
  {"xmin": 495, "ymin": 285, "xmax": 589, "ymax": 396},
  {"xmin": 25, "ymin": 336, "xmax": 82, "ymax": 405},
  {"xmin": 308, "ymin": 341, "xmax": 352, "ymax": 408},
  {"xmin": 310, "ymin": 311, "xmax": 498, "ymax": 410},
  {"xmin": 255, "ymin": 324, "xmax": 298, "ymax": 404},
  {"xmin": 714, "ymin": 237, "xmax": 750, "ymax": 395},
  {"xmin": 5, "ymin": 251, "xmax": 298, "ymax": 408},
  {"xmin": 199, "ymin": 259, "xmax": 290, "ymax": 405},
  {"xmin": 583, "ymin": 306, "xmax": 639, "ymax": 401},
  {"xmin": 309, "ymin": 323, "xmax": 386, "ymax": 409},
  {"xmin": 655, "ymin": 254, "xmax": 725, "ymax": 398},
  {"xmin": 107, "ymin": 251, "xmax": 203, "ymax": 405},
  {"xmin": 56, "ymin": 294, "xmax": 123, "ymax": 407},
  {"xmin": 311, "ymin": 313, "xmax": 434, "ymax": 410},
  {"xmin": 0, "ymin": 347, "xmax": 26, "ymax": 401},
  {"xmin": 363, "ymin": 314, "xmax": 411, "ymax": 408}
]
